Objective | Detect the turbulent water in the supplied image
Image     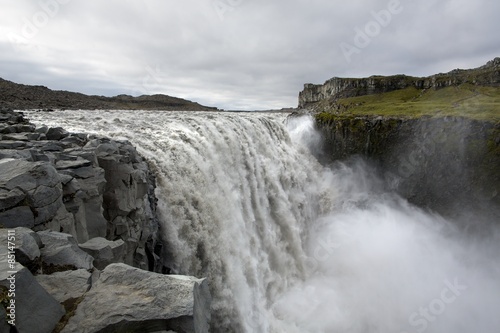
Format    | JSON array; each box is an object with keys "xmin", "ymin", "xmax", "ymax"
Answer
[{"xmin": 28, "ymin": 110, "xmax": 500, "ymax": 333}]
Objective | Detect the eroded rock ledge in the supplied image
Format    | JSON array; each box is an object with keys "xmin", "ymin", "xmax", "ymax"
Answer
[{"xmin": 0, "ymin": 108, "xmax": 210, "ymax": 333}]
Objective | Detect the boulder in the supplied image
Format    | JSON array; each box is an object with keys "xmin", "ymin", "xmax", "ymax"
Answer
[
  {"xmin": 46, "ymin": 127, "xmax": 69, "ymax": 140},
  {"xmin": 0, "ymin": 227, "xmax": 41, "ymax": 272},
  {"xmin": 56, "ymin": 158, "xmax": 93, "ymax": 170},
  {"xmin": 37, "ymin": 230, "xmax": 94, "ymax": 273},
  {"xmin": 0, "ymin": 148, "xmax": 34, "ymax": 160},
  {"xmin": 0, "ymin": 140, "xmax": 28, "ymax": 149},
  {"xmin": 0, "ymin": 206, "xmax": 35, "ymax": 228},
  {"xmin": 0, "ymin": 159, "xmax": 63, "ymax": 226},
  {"xmin": 0, "ymin": 187, "xmax": 26, "ymax": 211},
  {"xmin": 35, "ymin": 125, "xmax": 48, "ymax": 134},
  {"xmin": 79, "ymin": 237, "xmax": 125, "ymax": 270},
  {"xmin": 61, "ymin": 263, "xmax": 211, "ymax": 333},
  {"xmin": 0, "ymin": 253, "xmax": 64, "ymax": 333},
  {"xmin": 36, "ymin": 269, "xmax": 91, "ymax": 303}
]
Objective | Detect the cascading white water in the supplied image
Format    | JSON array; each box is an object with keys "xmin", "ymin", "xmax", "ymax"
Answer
[{"xmin": 28, "ymin": 110, "xmax": 500, "ymax": 333}]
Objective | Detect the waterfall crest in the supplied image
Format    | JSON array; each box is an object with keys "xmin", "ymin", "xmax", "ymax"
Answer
[{"xmin": 28, "ymin": 110, "xmax": 500, "ymax": 333}]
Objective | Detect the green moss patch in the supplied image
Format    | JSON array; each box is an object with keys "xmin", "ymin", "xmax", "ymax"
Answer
[{"xmin": 316, "ymin": 85, "xmax": 500, "ymax": 121}]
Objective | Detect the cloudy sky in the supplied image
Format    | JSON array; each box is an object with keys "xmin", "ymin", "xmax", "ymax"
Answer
[{"xmin": 1, "ymin": 0, "xmax": 499, "ymax": 110}]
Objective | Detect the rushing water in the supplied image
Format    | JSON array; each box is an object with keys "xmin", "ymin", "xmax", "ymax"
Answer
[{"xmin": 28, "ymin": 110, "xmax": 500, "ymax": 333}]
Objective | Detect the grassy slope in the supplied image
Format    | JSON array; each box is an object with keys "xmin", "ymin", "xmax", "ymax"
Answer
[{"xmin": 316, "ymin": 84, "xmax": 500, "ymax": 122}]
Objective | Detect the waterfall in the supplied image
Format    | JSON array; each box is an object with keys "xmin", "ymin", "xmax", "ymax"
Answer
[{"xmin": 28, "ymin": 110, "xmax": 500, "ymax": 333}]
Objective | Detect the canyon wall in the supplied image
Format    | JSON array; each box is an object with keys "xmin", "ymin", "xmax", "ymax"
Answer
[
  {"xmin": 314, "ymin": 114, "xmax": 500, "ymax": 217},
  {"xmin": 299, "ymin": 57, "xmax": 500, "ymax": 108}
]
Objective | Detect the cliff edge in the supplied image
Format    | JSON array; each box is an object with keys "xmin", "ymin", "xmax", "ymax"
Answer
[
  {"xmin": 299, "ymin": 57, "xmax": 500, "ymax": 109},
  {"xmin": 299, "ymin": 58, "xmax": 500, "ymax": 217}
]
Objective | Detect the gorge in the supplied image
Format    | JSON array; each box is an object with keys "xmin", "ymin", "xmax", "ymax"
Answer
[
  {"xmin": 22, "ymin": 109, "xmax": 500, "ymax": 333},
  {"xmin": 0, "ymin": 58, "xmax": 499, "ymax": 333}
]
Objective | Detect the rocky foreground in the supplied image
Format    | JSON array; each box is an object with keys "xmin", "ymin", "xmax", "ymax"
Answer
[{"xmin": 0, "ymin": 108, "xmax": 210, "ymax": 333}]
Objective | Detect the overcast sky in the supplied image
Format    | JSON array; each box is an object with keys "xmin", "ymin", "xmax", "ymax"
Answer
[{"xmin": 1, "ymin": 0, "xmax": 499, "ymax": 110}]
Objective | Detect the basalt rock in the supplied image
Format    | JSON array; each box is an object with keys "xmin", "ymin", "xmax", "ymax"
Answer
[
  {"xmin": 37, "ymin": 230, "xmax": 94, "ymax": 273},
  {"xmin": 0, "ymin": 227, "xmax": 42, "ymax": 273},
  {"xmin": 0, "ymin": 108, "xmax": 161, "ymax": 270},
  {"xmin": 0, "ymin": 253, "xmax": 65, "ymax": 333},
  {"xmin": 61, "ymin": 263, "xmax": 211, "ymax": 333},
  {"xmin": 0, "ymin": 108, "xmax": 209, "ymax": 333},
  {"xmin": 79, "ymin": 237, "xmax": 125, "ymax": 270},
  {"xmin": 35, "ymin": 269, "xmax": 92, "ymax": 303}
]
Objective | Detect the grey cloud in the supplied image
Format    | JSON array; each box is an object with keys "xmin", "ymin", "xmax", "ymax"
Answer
[{"xmin": 0, "ymin": 0, "xmax": 499, "ymax": 110}]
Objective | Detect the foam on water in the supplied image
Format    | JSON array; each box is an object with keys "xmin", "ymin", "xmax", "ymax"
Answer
[{"xmin": 27, "ymin": 110, "xmax": 500, "ymax": 333}]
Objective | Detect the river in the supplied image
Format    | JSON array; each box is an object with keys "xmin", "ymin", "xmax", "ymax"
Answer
[{"xmin": 27, "ymin": 110, "xmax": 500, "ymax": 333}]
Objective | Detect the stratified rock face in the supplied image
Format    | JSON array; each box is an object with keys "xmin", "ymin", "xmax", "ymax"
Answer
[
  {"xmin": 299, "ymin": 57, "xmax": 500, "ymax": 108},
  {"xmin": 61, "ymin": 263, "xmax": 211, "ymax": 333},
  {"xmin": 0, "ymin": 108, "xmax": 160, "ymax": 270}
]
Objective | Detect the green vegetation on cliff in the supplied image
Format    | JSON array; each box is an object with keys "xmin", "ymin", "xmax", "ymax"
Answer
[
  {"xmin": 307, "ymin": 58, "xmax": 500, "ymax": 123},
  {"xmin": 315, "ymin": 84, "xmax": 500, "ymax": 123}
]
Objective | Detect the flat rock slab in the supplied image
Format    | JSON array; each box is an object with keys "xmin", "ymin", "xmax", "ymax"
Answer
[
  {"xmin": 79, "ymin": 237, "xmax": 125, "ymax": 270},
  {"xmin": 37, "ymin": 230, "xmax": 94, "ymax": 272},
  {"xmin": 62, "ymin": 263, "xmax": 211, "ymax": 333},
  {"xmin": 56, "ymin": 158, "xmax": 92, "ymax": 170},
  {"xmin": 36, "ymin": 269, "xmax": 91, "ymax": 303},
  {"xmin": 0, "ymin": 140, "xmax": 28, "ymax": 149}
]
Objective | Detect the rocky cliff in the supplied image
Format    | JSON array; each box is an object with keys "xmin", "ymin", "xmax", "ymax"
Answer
[
  {"xmin": 299, "ymin": 58, "xmax": 500, "ymax": 216},
  {"xmin": 0, "ymin": 78, "xmax": 218, "ymax": 111},
  {"xmin": 299, "ymin": 57, "xmax": 500, "ymax": 108},
  {"xmin": 0, "ymin": 108, "xmax": 211, "ymax": 333},
  {"xmin": 314, "ymin": 115, "xmax": 500, "ymax": 215}
]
